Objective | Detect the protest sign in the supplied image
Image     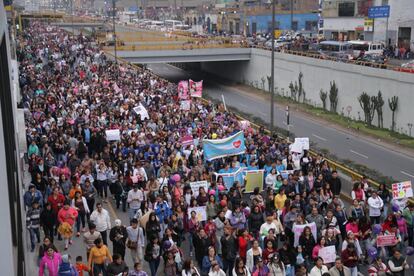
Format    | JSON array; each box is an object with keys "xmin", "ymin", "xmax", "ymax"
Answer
[
  {"xmin": 189, "ymin": 79, "xmax": 203, "ymax": 98},
  {"xmin": 105, "ymin": 129, "xmax": 120, "ymax": 141},
  {"xmin": 190, "ymin": 181, "xmax": 209, "ymax": 197},
  {"xmin": 203, "ymin": 131, "xmax": 246, "ymax": 161},
  {"xmin": 318, "ymin": 246, "xmax": 336, "ymax": 263},
  {"xmin": 293, "ymin": 222, "xmax": 317, "ymax": 247},
  {"xmin": 178, "ymin": 80, "xmax": 189, "ymax": 99},
  {"xmin": 133, "ymin": 103, "xmax": 149, "ymax": 120},
  {"xmin": 377, "ymin": 235, "xmax": 398, "ymax": 247},
  {"xmin": 180, "ymin": 100, "xmax": 191, "ymax": 111},
  {"xmin": 214, "ymin": 167, "xmax": 244, "ymax": 190},
  {"xmin": 187, "ymin": 206, "xmax": 207, "ymax": 221},
  {"xmin": 392, "ymin": 181, "xmax": 413, "ymax": 199},
  {"xmin": 295, "ymin": 137, "xmax": 310, "ymax": 150},
  {"xmin": 280, "ymin": 170, "xmax": 295, "ymax": 179},
  {"xmin": 113, "ymin": 82, "xmax": 121, "ymax": 94},
  {"xmin": 244, "ymin": 170, "xmax": 264, "ymax": 193},
  {"xmin": 240, "ymin": 120, "xmax": 250, "ymax": 130}
]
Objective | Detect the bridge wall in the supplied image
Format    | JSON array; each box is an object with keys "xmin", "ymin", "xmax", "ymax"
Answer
[{"xmin": 201, "ymin": 48, "xmax": 414, "ymax": 136}]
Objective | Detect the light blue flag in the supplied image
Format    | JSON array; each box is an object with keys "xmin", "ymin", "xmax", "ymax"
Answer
[{"xmin": 203, "ymin": 131, "xmax": 246, "ymax": 161}]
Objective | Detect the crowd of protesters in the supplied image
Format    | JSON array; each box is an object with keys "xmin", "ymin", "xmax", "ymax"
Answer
[{"xmin": 19, "ymin": 22, "xmax": 414, "ymax": 276}]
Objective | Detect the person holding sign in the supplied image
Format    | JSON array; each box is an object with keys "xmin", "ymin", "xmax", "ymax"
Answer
[{"xmin": 368, "ymin": 191, "xmax": 384, "ymax": 224}]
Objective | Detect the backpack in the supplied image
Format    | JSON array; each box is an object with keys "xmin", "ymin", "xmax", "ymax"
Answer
[{"xmin": 58, "ymin": 263, "xmax": 78, "ymax": 276}]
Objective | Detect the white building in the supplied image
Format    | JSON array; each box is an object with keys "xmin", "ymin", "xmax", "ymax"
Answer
[{"xmin": 321, "ymin": 0, "xmax": 414, "ymax": 49}]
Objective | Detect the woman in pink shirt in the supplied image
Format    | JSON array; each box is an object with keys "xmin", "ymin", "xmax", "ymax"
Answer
[
  {"xmin": 312, "ymin": 236, "xmax": 326, "ymax": 260},
  {"xmin": 345, "ymin": 217, "xmax": 360, "ymax": 239},
  {"xmin": 396, "ymin": 211, "xmax": 408, "ymax": 242},
  {"xmin": 57, "ymin": 200, "xmax": 78, "ymax": 250},
  {"xmin": 39, "ymin": 247, "xmax": 62, "ymax": 276}
]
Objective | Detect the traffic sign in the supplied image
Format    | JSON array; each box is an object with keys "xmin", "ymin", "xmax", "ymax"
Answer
[{"xmin": 368, "ymin": 5, "xmax": 390, "ymax": 18}]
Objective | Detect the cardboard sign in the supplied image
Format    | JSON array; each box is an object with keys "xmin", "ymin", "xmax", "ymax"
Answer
[
  {"xmin": 392, "ymin": 181, "xmax": 413, "ymax": 199},
  {"xmin": 377, "ymin": 235, "xmax": 398, "ymax": 247},
  {"xmin": 105, "ymin": 129, "xmax": 121, "ymax": 141},
  {"xmin": 190, "ymin": 181, "xmax": 209, "ymax": 197},
  {"xmin": 187, "ymin": 206, "xmax": 207, "ymax": 221},
  {"xmin": 295, "ymin": 137, "xmax": 310, "ymax": 150},
  {"xmin": 244, "ymin": 170, "xmax": 264, "ymax": 193},
  {"xmin": 318, "ymin": 246, "xmax": 336, "ymax": 263}
]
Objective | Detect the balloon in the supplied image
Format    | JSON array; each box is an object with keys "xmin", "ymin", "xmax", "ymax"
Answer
[
  {"xmin": 406, "ymin": 246, "xmax": 414, "ymax": 256},
  {"xmin": 392, "ymin": 203, "xmax": 400, "ymax": 213},
  {"xmin": 373, "ymin": 224, "xmax": 382, "ymax": 235},
  {"xmin": 218, "ymin": 185, "xmax": 225, "ymax": 192},
  {"xmin": 171, "ymin": 174, "xmax": 181, "ymax": 182},
  {"xmin": 367, "ymin": 246, "xmax": 378, "ymax": 259},
  {"xmin": 163, "ymin": 240, "xmax": 172, "ymax": 251},
  {"xmin": 209, "ymin": 190, "xmax": 216, "ymax": 196}
]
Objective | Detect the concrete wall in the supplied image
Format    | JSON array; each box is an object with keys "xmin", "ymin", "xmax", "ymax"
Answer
[{"xmin": 201, "ymin": 48, "xmax": 414, "ymax": 136}]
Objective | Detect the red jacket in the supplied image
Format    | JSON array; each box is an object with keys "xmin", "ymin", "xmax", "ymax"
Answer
[
  {"xmin": 58, "ymin": 207, "xmax": 78, "ymax": 226},
  {"xmin": 48, "ymin": 194, "xmax": 66, "ymax": 214},
  {"xmin": 341, "ymin": 249, "xmax": 358, "ymax": 268}
]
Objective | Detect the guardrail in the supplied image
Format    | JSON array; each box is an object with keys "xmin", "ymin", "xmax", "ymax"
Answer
[{"xmin": 104, "ymin": 42, "xmax": 242, "ymax": 51}]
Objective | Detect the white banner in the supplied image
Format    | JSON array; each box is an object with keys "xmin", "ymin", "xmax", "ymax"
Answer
[
  {"xmin": 133, "ymin": 103, "xmax": 149, "ymax": 120},
  {"xmin": 190, "ymin": 181, "xmax": 209, "ymax": 197},
  {"xmin": 105, "ymin": 129, "xmax": 121, "ymax": 141},
  {"xmin": 293, "ymin": 222, "xmax": 317, "ymax": 247}
]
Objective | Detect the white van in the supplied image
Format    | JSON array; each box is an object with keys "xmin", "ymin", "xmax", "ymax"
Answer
[{"xmin": 349, "ymin": 40, "xmax": 384, "ymax": 58}]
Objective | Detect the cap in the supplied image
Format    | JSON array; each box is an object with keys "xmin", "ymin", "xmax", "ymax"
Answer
[{"xmin": 61, "ymin": 254, "xmax": 69, "ymax": 263}]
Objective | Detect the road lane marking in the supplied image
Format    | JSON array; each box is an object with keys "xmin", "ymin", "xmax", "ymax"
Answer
[
  {"xmin": 312, "ymin": 134, "xmax": 327, "ymax": 141},
  {"xmin": 350, "ymin": 150, "xmax": 369, "ymax": 159},
  {"xmin": 401, "ymin": 170, "xmax": 414, "ymax": 178}
]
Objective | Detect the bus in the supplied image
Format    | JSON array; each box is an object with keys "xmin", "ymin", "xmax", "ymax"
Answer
[
  {"xmin": 348, "ymin": 40, "xmax": 384, "ymax": 58},
  {"xmin": 318, "ymin": 41, "xmax": 354, "ymax": 60}
]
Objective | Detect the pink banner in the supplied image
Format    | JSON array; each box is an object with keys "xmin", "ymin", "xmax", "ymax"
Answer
[
  {"xmin": 189, "ymin": 79, "xmax": 203, "ymax": 98},
  {"xmin": 377, "ymin": 235, "xmax": 398, "ymax": 247},
  {"xmin": 178, "ymin": 81, "xmax": 189, "ymax": 99}
]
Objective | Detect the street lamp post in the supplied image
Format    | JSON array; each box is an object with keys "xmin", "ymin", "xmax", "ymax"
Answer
[
  {"xmin": 112, "ymin": 0, "xmax": 118, "ymax": 65},
  {"xmin": 270, "ymin": 0, "xmax": 275, "ymax": 129}
]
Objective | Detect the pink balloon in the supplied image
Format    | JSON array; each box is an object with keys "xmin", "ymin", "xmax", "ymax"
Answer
[
  {"xmin": 209, "ymin": 190, "xmax": 216, "ymax": 195},
  {"xmin": 171, "ymin": 174, "xmax": 181, "ymax": 182}
]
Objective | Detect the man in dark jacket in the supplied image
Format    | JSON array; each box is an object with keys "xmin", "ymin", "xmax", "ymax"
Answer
[
  {"xmin": 106, "ymin": 254, "xmax": 129, "ymax": 276},
  {"xmin": 221, "ymin": 226, "xmax": 237, "ymax": 275},
  {"xmin": 193, "ymin": 228, "xmax": 212, "ymax": 267},
  {"xmin": 109, "ymin": 220, "xmax": 128, "ymax": 260},
  {"xmin": 329, "ymin": 170, "xmax": 342, "ymax": 196}
]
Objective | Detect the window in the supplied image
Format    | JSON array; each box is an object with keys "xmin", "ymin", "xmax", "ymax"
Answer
[
  {"xmin": 292, "ymin": 21, "xmax": 298, "ymax": 31},
  {"xmin": 338, "ymin": 2, "xmax": 355, "ymax": 17},
  {"xmin": 305, "ymin": 21, "xmax": 317, "ymax": 31}
]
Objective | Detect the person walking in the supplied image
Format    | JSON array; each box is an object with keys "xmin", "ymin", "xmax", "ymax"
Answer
[
  {"xmin": 39, "ymin": 247, "xmax": 62, "ymax": 276},
  {"xmin": 71, "ymin": 191, "xmax": 90, "ymax": 237},
  {"xmin": 109, "ymin": 219, "xmax": 128, "ymax": 260},
  {"xmin": 57, "ymin": 200, "xmax": 78, "ymax": 250},
  {"xmin": 144, "ymin": 235, "xmax": 162, "ymax": 276},
  {"xmin": 58, "ymin": 254, "xmax": 78, "ymax": 276},
  {"xmin": 27, "ymin": 200, "xmax": 42, "ymax": 252},
  {"xmin": 106, "ymin": 253, "xmax": 129, "ymax": 276},
  {"xmin": 88, "ymin": 238, "xmax": 112, "ymax": 276},
  {"xmin": 127, "ymin": 218, "xmax": 145, "ymax": 264},
  {"xmin": 40, "ymin": 202, "xmax": 57, "ymax": 243},
  {"xmin": 90, "ymin": 202, "xmax": 111, "ymax": 245},
  {"xmin": 127, "ymin": 185, "xmax": 144, "ymax": 221},
  {"xmin": 83, "ymin": 222, "xmax": 102, "ymax": 260}
]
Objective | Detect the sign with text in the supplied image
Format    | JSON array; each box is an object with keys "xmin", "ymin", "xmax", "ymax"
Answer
[
  {"xmin": 189, "ymin": 79, "xmax": 203, "ymax": 98},
  {"xmin": 368, "ymin": 5, "xmax": 390, "ymax": 18},
  {"xmin": 244, "ymin": 170, "xmax": 264, "ymax": 193},
  {"xmin": 392, "ymin": 181, "xmax": 413, "ymax": 199},
  {"xmin": 178, "ymin": 80, "xmax": 189, "ymax": 99},
  {"xmin": 190, "ymin": 181, "xmax": 209, "ymax": 197},
  {"xmin": 318, "ymin": 246, "xmax": 336, "ymax": 264},
  {"xmin": 105, "ymin": 129, "xmax": 121, "ymax": 141},
  {"xmin": 377, "ymin": 235, "xmax": 398, "ymax": 247}
]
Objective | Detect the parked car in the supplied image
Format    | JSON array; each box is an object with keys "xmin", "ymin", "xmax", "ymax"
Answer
[{"xmin": 355, "ymin": 54, "xmax": 387, "ymax": 68}]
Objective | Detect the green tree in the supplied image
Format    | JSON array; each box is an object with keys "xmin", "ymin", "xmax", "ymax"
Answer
[
  {"xmin": 375, "ymin": 91, "xmax": 384, "ymax": 128},
  {"xmin": 320, "ymin": 89, "xmax": 328, "ymax": 110},
  {"xmin": 358, "ymin": 92, "xmax": 376, "ymax": 126},
  {"xmin": 388, "ymin": 96, "xmax": 398, "ymax": 132},
  {"xmin": 329, "ymin": 81, "xmax": 339, "ymax": 113}
]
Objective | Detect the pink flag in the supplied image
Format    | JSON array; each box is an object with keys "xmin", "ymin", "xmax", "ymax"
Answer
[
  {"xmin": 189, "ymin": 79, "xmax": 203, "ymax": 98},
  {"xmin": 178, "ymin": 80, "xmax": 189, "ymax": 99}
]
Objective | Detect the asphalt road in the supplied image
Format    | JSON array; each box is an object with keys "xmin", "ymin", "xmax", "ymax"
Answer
[{"xmin": 147, "ymin": 63, "xmax": 414, "ymax": 184}]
